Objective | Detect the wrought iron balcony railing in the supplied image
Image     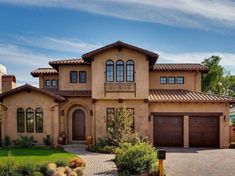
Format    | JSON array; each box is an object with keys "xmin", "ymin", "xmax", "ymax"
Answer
[{"xmin": 104, "ymin": 82, "xmax": 136, "ymax": 96}]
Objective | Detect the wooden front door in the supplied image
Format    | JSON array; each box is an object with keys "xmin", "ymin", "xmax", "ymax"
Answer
[
  {"xmin": 153, "ymin": 116, "xmax": 183, "ymax": 147},
  {"xmin": 72, "ymin": 109, "xmax": 86, "ymax": 140},
  {"xmin": 189, "ymin": 116, "xmax": 219, "ymax": 147}
]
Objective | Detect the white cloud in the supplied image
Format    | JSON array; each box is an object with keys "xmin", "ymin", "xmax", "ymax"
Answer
[
  {"xmin": 16, "ymin": 35, "xmax": 101, "ymax": 53},
  {"xmin": 1, "ymin": 0, "xmax": 235, "ymax": 30},
  {"xmin": 158, "ymin": 51, "xmax": 235, "ymax": 74}
]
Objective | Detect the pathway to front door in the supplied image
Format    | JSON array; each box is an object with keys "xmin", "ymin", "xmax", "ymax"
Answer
[
  {"xmin": 161, "ymin": 147, "xmax": 235, "ymax": 176},
  {"xmin": 64, "ymin": 145, "xmax": 118, "ymax": 176}
]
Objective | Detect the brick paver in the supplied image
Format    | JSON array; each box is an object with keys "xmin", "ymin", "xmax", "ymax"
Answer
[
  {"xmin": 65, "ymin": 146, "xmax": 118, "ymax": 176},
  {"xmin": 160, "ymin": 148, "xmax": 235, "ymax": 176}
]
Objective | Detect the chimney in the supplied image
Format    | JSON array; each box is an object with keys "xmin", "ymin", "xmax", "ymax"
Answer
[
  {"xmin": 0, "ymin": 64, "xmax": 7, "ymax": 93},
  {"xmin": 2, "ymin": 75, "xmax": 16, "ymax": 93}
]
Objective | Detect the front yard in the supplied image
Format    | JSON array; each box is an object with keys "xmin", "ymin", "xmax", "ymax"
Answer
[{"xmin": 0, "ymin": 147, "xmax": 75, "ymax": 164}]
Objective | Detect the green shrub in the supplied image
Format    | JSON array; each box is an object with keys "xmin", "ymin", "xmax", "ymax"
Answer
[
  {"xmin": 115, "ymin": 142, "xmax": 157, "ymax": 175},
  {"xmin": 4, "ymin": 136, "xmax": 11, "ymax": 146},
  {"xmin": 32, "ymin": 172, "xmax": 43, "ymax": 176},
  {"xmin": 0, "ymin": 157, "xmax": 17, "ymax": 176},
  {"xmin": 16, "ymin": 136, "xmax": 34, "ymax": 148},
  {"xmin": 43, "ymin": 135, "xmax": 52, "ymax": 146},
  {"xmin": 56, "ymin": 159, "xmax": 68, "ymax": 167},
  {"xmin": 17, "ymin": 162, "xmax": 35, "ymax": 176},
  {"xmin": 36, "ymin": 163, "xmax": 48, "ymax": 175}
]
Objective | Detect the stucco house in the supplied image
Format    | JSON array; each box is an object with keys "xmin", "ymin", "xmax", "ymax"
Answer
[{"xmin": 1, "ymin": 41, "xmax": 235, "ymax": 148}]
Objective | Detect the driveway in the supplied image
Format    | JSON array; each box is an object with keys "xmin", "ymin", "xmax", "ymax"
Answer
[{"xmin": 160, "ymin": 148, "xmax": 235, "ymax": 176}]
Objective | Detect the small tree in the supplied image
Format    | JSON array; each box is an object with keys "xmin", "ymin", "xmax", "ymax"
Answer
[{"xmin": 107, "ymin": 107, "xmax": 133, "ymax": 147}]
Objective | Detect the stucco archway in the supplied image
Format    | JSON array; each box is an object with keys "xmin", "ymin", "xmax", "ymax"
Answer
[{"xmin": 67, "ymin": 105, "xmax": 90, "ymax": 142}]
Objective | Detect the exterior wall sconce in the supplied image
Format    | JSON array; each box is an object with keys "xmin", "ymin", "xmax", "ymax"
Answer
[{"xmin": 224, "ymin": 115, "xmax": 227, "ymax": 122}]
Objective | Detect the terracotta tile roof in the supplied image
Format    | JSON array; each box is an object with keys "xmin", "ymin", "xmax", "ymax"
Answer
[
  {"xmin": 45, "ymin": 88, "xmax": 91, "ymax": 97},
  {"xmin": 151, "ymin": 63, "xmax": 209, "ymax": 72},
  {"xmin": 49, "ymin": 58, "xmax": 90, "ymax": 70},
  {"xmin": 0, "ymin": 84, "xmax": 65, "ymax": 102},
  {"xmin": 149, "ymin": 89, "xmax": 235, "ymax": 103},
  {"xmin": 31, "ymin": 68, "xmax": 58, "ymax": 77},
  {"xmin": 82, "ymin": 41, "xmax": 159, "ymax": 66}
]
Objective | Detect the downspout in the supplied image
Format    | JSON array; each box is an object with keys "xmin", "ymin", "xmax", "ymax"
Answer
[{"xmin": 92, "ymin": 101, "xmax": 96, "ymax": 146}]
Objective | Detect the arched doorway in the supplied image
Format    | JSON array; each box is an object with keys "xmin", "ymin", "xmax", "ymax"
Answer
[{"xmin": 72, "ymin": 109, "xmax": 86, "ymax": 140}]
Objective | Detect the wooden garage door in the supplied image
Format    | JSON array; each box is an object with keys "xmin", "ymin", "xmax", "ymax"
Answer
[
  {"xmin": 154, "ymin": 116, "xmax": 183, "ymax": 147},
  {"xmin": 189, "ymin": 116, "xmax": 219, "ymax": 147}
]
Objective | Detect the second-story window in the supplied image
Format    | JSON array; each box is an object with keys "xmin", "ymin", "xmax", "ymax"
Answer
[
  {"xmin": 79, "ymin": 71, "xmax": 87, "ymax": 83},
  {"xmin": 160, "ymin": 77, "xmax": 167, "ymax": 84},
  {"xmin": 168, "ymin": 77, "xmax": 176, "ymax": 84},
  {"xmin": 45, "ymin": 80, "xmax": 51, "ymax": 87},
  {"xmin": 126, "ymin": 60, "xmax": 134, "ymax": 82},
  {"xmin": 116, "ymin": 60, "xmax": 124, "ymax": 82},
  {"xmin": 70, "ymin": 71, "xmax": 78, "ymax": 83},
  {"xmin": 177, "ymin": 76, "xmax": 184, "ymax": 84},
  {"xmin": 106, "ymin": 60, "xmax": 114, "ymax": 82},
  {"xmin": 51, "ymin": 80, "xmax": 58, "ymax": 87}
]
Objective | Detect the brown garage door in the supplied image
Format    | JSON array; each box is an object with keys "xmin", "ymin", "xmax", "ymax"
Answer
[
  {"xmin": 189, "ymin": 116, "xmax": 219, "ymax": 147},
  {"xmin": 153, "ymin": 116, "xmax": 183, "ymax": 147}
]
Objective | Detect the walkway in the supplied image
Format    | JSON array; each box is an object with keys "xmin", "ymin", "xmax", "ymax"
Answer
[{"xmin": 64, "ymin": 145, "xmax": 118, "ymax": 176}]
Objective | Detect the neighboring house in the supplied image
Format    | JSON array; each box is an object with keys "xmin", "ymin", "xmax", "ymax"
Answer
[
  {"xmin": 230, "ymin": 107, "xmax": 235, "ymax": 125},
  {"xmin": 0, "ymin": 41, "xmax": 235, "ymax": 148},
  {"xmin": 0, "ymin": 64, "xmax": 7, "ymax": 93}
]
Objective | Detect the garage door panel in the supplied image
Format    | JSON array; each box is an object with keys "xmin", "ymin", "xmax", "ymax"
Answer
[
  {"xmin": 154, "ymin": 116, "xmax": 183, "ymax": 147},
  {"xmin": 189, "ymin": 116, "xmax": 219, "ymax": 147}
]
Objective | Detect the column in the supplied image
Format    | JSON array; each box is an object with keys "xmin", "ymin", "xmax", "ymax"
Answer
[{"xmin": 183, "ymin": 115, "xmax": 189, "ymax": 148}]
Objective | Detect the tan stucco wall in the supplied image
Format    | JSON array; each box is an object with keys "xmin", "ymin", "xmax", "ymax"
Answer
[
  {"xmin": 59, "ymin": 97, "xmax": 92, "ymax": 143},
  {"xmin": 149, "ymin": 71, "xmax": 201, "ymax": 91},
  {"xmin": 59, "ymin": 65, "xmax": 91, "ymax": 90},
  {"xmin": 1, "ymin": 91, "xmax": 60, "ymax": 145},
  {"xmin": 149, "ymin": 102, "xmax": 230, "ymax": 148},
  {"xmin": 93, "ymin": 100, "xmax": 149, "ymax": 141},
  {"xmin": 230, "ymin": 126, "xmax": 235, "ymax": 142},
  {"xmin": 91, "ymin": 48, "xmax": 149, "ymax": 99}
]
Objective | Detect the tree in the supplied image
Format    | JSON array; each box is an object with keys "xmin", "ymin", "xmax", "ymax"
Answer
[
  {"xmin": 202, "ymin": 56, "xmax": 235, "ymax": 96},
  {"xmin": 107, "ymin": 107, "xmax": 133, "ymax": 147}
]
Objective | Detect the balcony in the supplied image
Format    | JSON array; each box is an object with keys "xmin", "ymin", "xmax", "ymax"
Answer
[{"xmin": 104, "ymin": 82, "xmax": 136, "ymax": 96}]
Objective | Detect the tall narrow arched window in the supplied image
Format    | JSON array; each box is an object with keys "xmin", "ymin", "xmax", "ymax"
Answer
[
  {"xmin": 35, "ymin": 108, "xmax": 43, "ymax": 133},
  {"xmin": 126, "ymin": 60, "xmax": 134, "ymax": 82},
  {"xmin": 26, "ymin": 108, "xmax": 34, "ymax": 133},
  {"xmin": 116, "ymin": 60, "xmax": 124, "ymax": 82},
  {"xmin": 17, "ymin": 108, "xmax": 25, "ymax": 133},
  {"xmin": 106, "ymin": 60, "xmax": 114, "ymax": 82}
]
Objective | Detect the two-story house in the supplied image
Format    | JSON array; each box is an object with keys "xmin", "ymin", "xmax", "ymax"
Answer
[{"xmin": 1, "ymin": 41, "xmax": 235, "ymax": 148}]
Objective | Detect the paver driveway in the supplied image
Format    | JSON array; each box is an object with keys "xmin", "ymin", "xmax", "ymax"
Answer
[{"xmin": 160, "ymin": 148, "xmax": 235, "ymax": 176}]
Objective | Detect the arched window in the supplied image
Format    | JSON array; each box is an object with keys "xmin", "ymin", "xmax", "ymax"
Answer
[
  {"xmin": 106, "ymin": 60, "xmax": 114, "ymax": 82},
  {"xmin": 26, "ymin": 108, "xmax": 34, "ymax": 133},
  {"xmin": 35, "ymin": 108, "xmax": 43, "ymax": 133},
  {"xmin": 126, "ymin": 60, "xmax": 134, "ymax": 82},
  {"xmin": 17, "ymin": 108, "xmax": 25, "ymax": 133},
  {"xmin": 116, "ymin": 60, "xmax": 124, "ymax": 82}
]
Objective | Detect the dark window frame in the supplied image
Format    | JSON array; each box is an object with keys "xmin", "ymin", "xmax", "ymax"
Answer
[
  {"xmin": 70, "ymin": 71, "xmax": 78, "ymax": 83},
  {"xmin": 177, "ymin": 76, "xmax": 184, "ymax": 84},
  {"xmin": 126, "ymin": 60, "xmax": 135, "ymax": 82},
  {"xmin": 79, "ymin": 71, "xmax": 87, "ymax": 83},
  {"xmin": 160, "ymin": 77, "xmax": 167, "ymax": 84},
  {"xmin": 17, "ymin": 108, "xmax": 25, "ymax": 133},
  {"xmin": 35, "ymin": 108, "xmax": 43, "ymax": 133},
  {"xmin": 26, "ymin": 108, "xmax": 34, "ymax": 133},
  {"xmin": 45, "ymin": 80, "xmax": 51, "ymax": 87},
  {"xmin": 168, "ymin": 77, "xmax": 176, "ymax": 84},
  {"xmin": 106, "ymin": 60, "xmax": 114, "ymax": 82},
  {"xmin": 116, "ymin": 60, "xmax": 124, "ymax": 82},
  {"xmin": 51, "ymin": 79, "xmax": 58, "ymax": 87}
]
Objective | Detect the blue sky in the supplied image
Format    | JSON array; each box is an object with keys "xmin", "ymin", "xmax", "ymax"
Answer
[{"xmin": 0, "ymin": 0, "xmax": 235, "ymax": 86}]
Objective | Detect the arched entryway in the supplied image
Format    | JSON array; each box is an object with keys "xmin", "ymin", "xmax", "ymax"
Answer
[{"xmin": 72, "ymin": 109, "xmax": 86, "ymax": 140}]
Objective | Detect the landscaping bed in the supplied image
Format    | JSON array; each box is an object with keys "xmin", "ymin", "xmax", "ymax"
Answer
[{"xmin": 0, "ymin": 147, "xmax": 86, "ymax": 176}]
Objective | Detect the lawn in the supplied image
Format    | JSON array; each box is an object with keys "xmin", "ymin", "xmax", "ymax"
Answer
[{"xmin": 0, "ymin": 147, "xmax": 76, "ymax": 164}]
